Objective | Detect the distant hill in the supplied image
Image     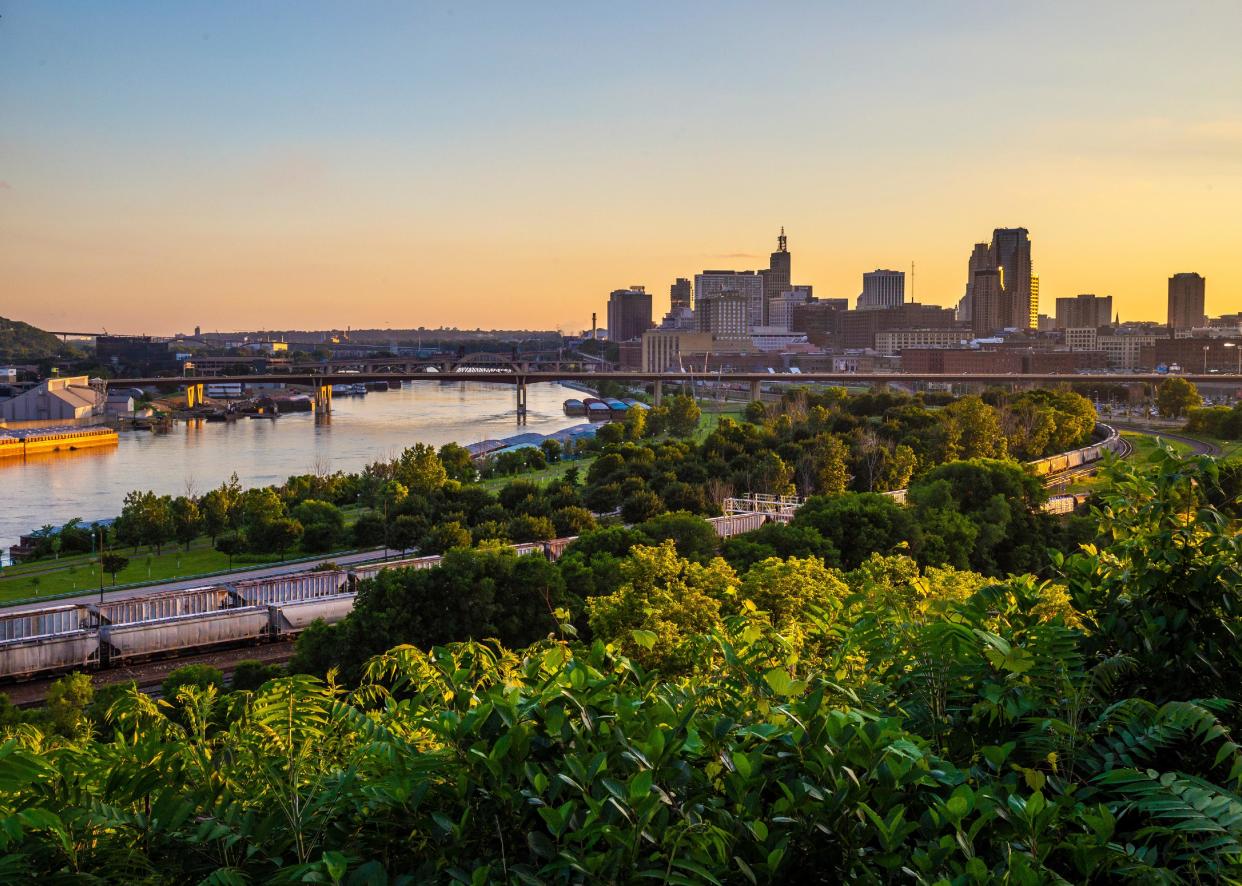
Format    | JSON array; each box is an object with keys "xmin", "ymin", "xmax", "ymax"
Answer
[{"xmin": 0, "ymin": 317, "xmax": 67, "ymax": 362}]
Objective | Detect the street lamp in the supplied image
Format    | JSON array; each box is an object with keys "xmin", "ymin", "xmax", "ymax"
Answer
[
  {"xmin": 1204, "ymin": 344, "xmax": 1211, "ymax": 374},
  {"xmin": 1225, "ymin": 342, "xmax": 1241, "ymax": 375}
]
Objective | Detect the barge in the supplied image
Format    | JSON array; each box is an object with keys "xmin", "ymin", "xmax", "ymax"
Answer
[{"xmin": 0, "ymin": 426, "xmax": 119, "ymax": 459}]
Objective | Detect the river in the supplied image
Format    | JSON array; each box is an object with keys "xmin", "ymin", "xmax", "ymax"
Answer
[{"xmin": 0, "ymin": 381, "xmax": 586, "ymax": 559}]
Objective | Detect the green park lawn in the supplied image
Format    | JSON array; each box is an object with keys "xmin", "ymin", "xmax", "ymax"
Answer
[
  {"xmin": 0, "ymin": 538, "xmax": 332, "ymax": 604},
  {"xmin": 478, "ymin": 454, "xmax": 598, "ymax": 492}
]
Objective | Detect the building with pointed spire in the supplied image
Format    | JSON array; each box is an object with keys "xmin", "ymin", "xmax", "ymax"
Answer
[{"xmin": 760, "ymin": 228, "xmax": 791, "ymax": 324}]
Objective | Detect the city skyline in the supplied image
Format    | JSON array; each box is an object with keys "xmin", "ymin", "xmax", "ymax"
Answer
[{"xmin": 4, "ymin": 2, "xmax": 1242, "ymax": 334}]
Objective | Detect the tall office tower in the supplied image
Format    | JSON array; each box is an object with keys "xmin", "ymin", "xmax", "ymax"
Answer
[
  {"xmin": 1168, "ymin": 273, "xmax": 1207, "ymax": 329},
  {"xmin": 669, "ymin": 278, "xmax": 692, "ymax": 311},
  {"xmin": 760, "ymin": 228, "xmax": 792, "ymax": 323},
  {"xmin": 1055, "ymin": 294, "xmax": 1114, "ymax": 330},
  {"xmin": 856, "ymin": 270, "xmax": 906, "ymax": 310},
  {"xmin": 971, "ymin": 269, "xmax": 1005, "ymax": 337},
  {"xmin": 695, "ymin": 270, "xmax": 765, "ymax": 331},
  {"xmin": 956, "ymin": 242, "xmax": 992, "ymax": 322},
  {"xmin": 989, "ymin": 227, "xmax": 1033, "ymax": 329},
  {"xmin": 695, "ymin": 291, "xmax": 751, "ymax": 339},
  {"xmin": 606, "ymin": 286, "xmax": 653, "ymax": 342},
  {"xmin": 1029, "ymin": 273, "xmax": 1040, "ymax": 329}
]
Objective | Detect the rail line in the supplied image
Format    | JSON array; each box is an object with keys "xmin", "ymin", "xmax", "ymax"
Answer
[{"xmin": 0, "ymin": 426, "xmax": 1125, "ymax": 685}]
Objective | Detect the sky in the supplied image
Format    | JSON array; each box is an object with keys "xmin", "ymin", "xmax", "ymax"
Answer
[{"xmin": 2, "ymin": 1, "xmax": 1241, "ymax": 335}]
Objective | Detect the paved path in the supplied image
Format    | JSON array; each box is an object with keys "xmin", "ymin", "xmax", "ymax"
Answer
[{"xmin": 2, "ymin": 548, "xmax": 398, "ymax": 615}]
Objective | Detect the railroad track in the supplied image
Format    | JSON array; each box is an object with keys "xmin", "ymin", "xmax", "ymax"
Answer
[
  {"xmin": 1109, "ymin": 423, "xmax": 1220, "ymax": 456},
  {"xmin": 1042, "ymin": 433, "xmax": 1134, "ymax": 489},
  {"xmin": 4, "ymin": 640, "xmax": 296, "ymax": 708}
]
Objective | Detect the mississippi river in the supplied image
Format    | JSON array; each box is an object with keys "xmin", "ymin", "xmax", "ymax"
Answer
[{"xmin": 1, "ymin": 381, "xmax": 584, "ymax": 559}]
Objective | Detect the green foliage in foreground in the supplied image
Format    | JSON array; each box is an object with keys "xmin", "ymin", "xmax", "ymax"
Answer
[{"xmin": 2, "ymin": 446, "xmax": 1242, "ymax": 883}]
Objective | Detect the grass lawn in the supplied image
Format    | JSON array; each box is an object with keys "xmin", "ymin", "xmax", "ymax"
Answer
[
  {"xmin": 1122, "ymin": 431, "xmax": 1195, "ymax": 467},
  {"xmin": 694, "ymin": 408, "xmax": 744, "ymax": 441},
  {"xmin": 0, "ymin": 541, "xmax": 293, "ymax": 603},
  {"xmin": 478, "ymin": 455, "xmax": 598, "ymax": 492}
]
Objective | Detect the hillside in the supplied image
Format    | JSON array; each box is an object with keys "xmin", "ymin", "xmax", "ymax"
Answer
[{"xmin": 0, "ymin": 317, "xmax": 66, "ymax": 362}]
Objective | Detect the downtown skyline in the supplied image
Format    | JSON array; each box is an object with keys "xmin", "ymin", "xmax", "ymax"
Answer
[{"xmin": 3, "ymin": 1, "xmax": 1241, "ymax": 334}]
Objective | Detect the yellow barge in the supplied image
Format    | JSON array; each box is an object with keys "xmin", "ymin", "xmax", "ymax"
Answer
[{"xmin": 0, "ymin": 425, "xmax": 119, "ymax": 458}]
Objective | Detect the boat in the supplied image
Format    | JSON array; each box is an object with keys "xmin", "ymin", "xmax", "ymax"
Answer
[
  {"xmin": 604, "ymin": 398, "xmax": 629, "ymax": 417},
  {"xmin": 563, "ymin": 398, "xmax": 586, "ymax": 416},
  {"xmin": 584, "ymin": 398, "xmax": 610, "ymax": 421},
  {"xmin": 365, "ymin": 380, "xmax": 390, "ymax": 392}
]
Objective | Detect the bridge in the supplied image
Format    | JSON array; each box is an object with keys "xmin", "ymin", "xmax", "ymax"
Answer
[{"xmin": 109, "ymin": 369, "xmax": 1227, "ymax": 416}]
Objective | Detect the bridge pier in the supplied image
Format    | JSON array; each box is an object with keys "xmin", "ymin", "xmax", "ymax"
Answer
[
  {"xmin": 314, "ymin": 383, "xmax": 332, "ymax": 414},
  {"xmin": 515, "ymin": 377, "xmax": 528, "ymax": 424},
  {"xmin": 653, "ymin": 380, "xmax": 663, "ymax": 406},
  {"xmin": 750, "ymin": 380, "xmax": 761, "ymax": 402}
]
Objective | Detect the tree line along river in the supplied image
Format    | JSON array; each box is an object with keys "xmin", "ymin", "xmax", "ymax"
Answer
[{"xmin": 0, "ymin": 381, "xmax": 585, "ymax": 562}]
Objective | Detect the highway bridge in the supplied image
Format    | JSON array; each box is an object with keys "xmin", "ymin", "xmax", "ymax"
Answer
[{"xmin": 108, "ymin": 369, "xmax": 1227, "ymax": 413}]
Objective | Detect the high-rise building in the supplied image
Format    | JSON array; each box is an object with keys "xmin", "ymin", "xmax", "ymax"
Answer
[
  {"xmin": 767, "ymin": 286, "xmax": 812, "ymax": 332},
  {"xmin": 956, "ymin": 243, "xmax": 991, "ymax": 322},
  {"xmin": 669, "ymin": 278, "xmax": 692, "ymax": 312},
  {"xmin": 695, "ymin": 270, "xmax": 764, "ymax": 332},
  {"xmin": 760, "ymin": 228, "xmax": 792, "ymax": 323},
  {"xmin": 856, "ymin": 270, "xmax": 905, "ymax": 310},
  {"xmin": 1029, "ymin": 273, "xmax": 1040, "ymax": 330},
  {"xmin": 971, "ymin": 269, "xmax": 1006, "ymax": 337},
  {"xmin": 1055, "ymin": 294, "xmax": 1113, "ymax": 330},
  {"xmin": 1168, "ymin": 273, "xmax": 1206, "ymax": 329},
  {"xmin": 606, "ymin": 286, "xmax": 653, "ymax": 342},
  {"xmin": 990, "ymin": 228, "xmax": 1033, "ymax": 330},
  {"xmin": 695, "ymin": 291, "xmax": 751, "ymax": 340}
]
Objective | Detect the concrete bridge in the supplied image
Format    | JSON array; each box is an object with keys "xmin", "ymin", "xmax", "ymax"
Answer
[{"xmin": 112, "ymin": 369, "xmax": 1220, "ymax": 417}]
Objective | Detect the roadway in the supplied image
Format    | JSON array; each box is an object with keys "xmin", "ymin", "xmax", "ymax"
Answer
[{"xmin": 1, "ymin": 547, "xmax": 402, "ymax": 615}]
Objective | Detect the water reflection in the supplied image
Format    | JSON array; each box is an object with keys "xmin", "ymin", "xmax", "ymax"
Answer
[{"xmin": 1, "ymin": 381, "xmax": 584, "ymax": 556}]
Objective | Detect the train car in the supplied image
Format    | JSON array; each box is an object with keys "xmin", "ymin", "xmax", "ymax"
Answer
[
  {"xmin": 103, "ymin": 607, "xmax": 270, "ymax": 664},
  {"xmin": 0, "ymin": 631, "xmax": 99, "ymax": 680}
]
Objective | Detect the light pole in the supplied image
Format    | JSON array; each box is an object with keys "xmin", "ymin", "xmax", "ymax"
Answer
[
  {"xmin": 1204, "ymin": 345, "xmax": 1210, "ymax": 374},
  {"xmin": 97, "ymin": 525, "xmax": 105, "ymax": 606},
  {"xmin": 1225, "ymin": 342, "xmax": 1240, "ymax": 375}
]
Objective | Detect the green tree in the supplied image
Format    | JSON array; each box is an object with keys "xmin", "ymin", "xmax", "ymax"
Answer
[
  {"xmin": 438, "ymin": 442, "xmax": 477, "ymax": 482},
  {"xmin": 230, "ymin": 660, "xmax": 284, "ymax": 692},
  {"xmin": 421, "ymin": 521, "xmax": 472, "ymax": 554},
  {"xmin": 162, "ymin": 664, "xmax": 224, "ymax": 700},
  {"xmin": 586, "ymin": 541, "xmax": 734, "ymax": 672},
  {"xmin": 100, "ymin": 552, "xmax": 129, "ymax": 585},
  {"xmin": 394, "ymin": 443, "xmax": 447, "ymax": 495},
  {"xmin": 551, "ymin": 506, "xmax": 596, "ymax": 537},
  {"xmin": 214, "ymin": 534, "xmax": 242, "ymax": 568},
  {"xmin": 621, "ymin": 488, "xmax": 664, "ymax": 523},
  {"xmin": 507, "ymin": 514, "xmax": 556, "ymax": 543},
  {"xmin": 251, "ymin": 516, "xmax": 304, "ymax": 557},
  {"xmin": 666, "ymin": 394, "xmax": 702, "ymax": 437},
  {"xmin": 793, "ymin": 492, "xmax": 916, "ymax": 570},
  {"xmin": 170, "ymin": 495, "xmax": 203, "ymax": 551},
  {"xmin": 44, "ymin": 672, "xmax": 94, "ymax": 738},
  {"xmin": 943, "ymin": 395, "xmax": 1007, "ymax": 459},
  {"xmin": 1156, "ymin": 376, "xmax": 1202, "ymax": 419}
]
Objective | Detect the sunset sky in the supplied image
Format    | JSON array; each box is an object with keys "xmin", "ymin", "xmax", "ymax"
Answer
[{"xmin": 3, "ymin": 1, "xmax": 1240, "ymax": 335}]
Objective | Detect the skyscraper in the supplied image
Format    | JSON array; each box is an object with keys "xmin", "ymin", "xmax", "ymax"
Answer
[
  {"xmin": 695, "ymin": 291, "xmax": 750, "ymax": 339},
  {"xmin": 760, "ymin": 228, "xmax": 791, "ymax": 323},
  {"xmin": 1168, "ymin": 273, "xmax": 1206, "ymax": 329},
  {"xmin": 695, "ymin": 270, "xmax": 764, "ymax": 332},
  {"xmin": 856, "ymin": 270, "xmax": 905, "ymax": 310},
  {"xmin": 606, "ymin": 286, "xmax": 653, "ymax": 342},
  {"xmin": 669, "ymin": 278, "xmax": 692, "ymax": 311},
  {"xmin": 971, "ymin": 269, "xmax": 1005, "ymax": 337},
  {"xmin": 956, "ymin": 242, "xmax": 991, "ymax": 322},
  {"xmin": 990, "ymin": 227, "xmax": 1033, "ymax": 330}
]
